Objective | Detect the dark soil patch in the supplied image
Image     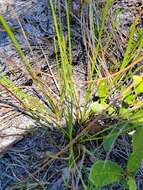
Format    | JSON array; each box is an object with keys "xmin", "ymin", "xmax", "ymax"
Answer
[{"xmin": 0, "ymin": 126, "xmax": 143, "ymax": 190}]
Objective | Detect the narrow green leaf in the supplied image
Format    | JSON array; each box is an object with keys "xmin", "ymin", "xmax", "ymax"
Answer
[
  {"xmin": 121, "ymin": 19, "xmax": 138, "ymax": 69},
  {"xmin": 0, "ymin": 15, "xmax": 32, "ymax": 73},
  {"xmin": 103, "ymin": 134, "xmax": 117, "ymax": 152},
  {"xmin": 124, "ymin": 94, "xmax": 135, "ymax": 105},
  {"xmin": 127, "ymin": 176, "xmax": 137, "ymax": 190},
  {"xmin": 89, "ymin": 160, "xmax": 122, "ymax": 188},
  {"xmin": 127, "ymin": 127, "xmax": 143, "ymax": 175},
  {"xmin": 97, "ymin": 79, "xmax": 108, "ymax": 98},
  {"xmin": 133, "ymin": 75, "xmax": 143, "ymax": 93},
  {"xmin": 103, "ymin": 123, "xmax": 127, "ymax": 152}
]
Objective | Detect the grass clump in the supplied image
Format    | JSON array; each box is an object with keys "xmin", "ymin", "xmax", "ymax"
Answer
[{"xmin": 0, "ymin": 0, "xmax": 143, "ymax": 189}]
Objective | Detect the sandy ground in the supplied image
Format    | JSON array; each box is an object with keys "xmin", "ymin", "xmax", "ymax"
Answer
[{"xmin": 0, "ymin": 0, "xmax": 86, "ymax": 154}]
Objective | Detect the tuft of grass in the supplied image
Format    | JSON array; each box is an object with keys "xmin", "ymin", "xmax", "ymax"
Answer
[{"xmin": 1, "ymin": 0, "xmax": 143, "ymax": 189}]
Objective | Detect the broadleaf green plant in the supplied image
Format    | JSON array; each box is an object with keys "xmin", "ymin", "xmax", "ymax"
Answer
[
  {"xmin": 89, "ymin": 125, "xmax": 143, "ymax": 189},
  {"xmin": 127, "ymin": 126, "xmax": 143, "ymax": 175},
  {"xmin": 89, "ymin": 160, "xmax": 123, "ymax": 189}
]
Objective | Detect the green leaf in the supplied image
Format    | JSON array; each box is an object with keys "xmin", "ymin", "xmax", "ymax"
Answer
[
  {"xmin": 121, "ymin": 178, "xmax": 128, "ymax": 189},
  {"xmin": 89, "ymin": 160, "xmax": 122, "ymax": 188},
  {"xmin": 97, "ymin": 79, "xmax": 108, "ymax": 98},
  {"xmin": 127, "ymin": 127, "xmax": 143, "ymax": 175},
  {"xmin": 133, "ymin": 75, "xmax": 143, "ymax": 93},
  {"xmin": 90, "ymin": 101, "xmax": 107, "ymax": 113},
  {"xmin": 103, "ymin": 134, "xmax": 117, "ymax": 152},
  {"xmin": 103, "ymin": 123, "xmax": 127, "ymax": 152},
  {"xmin": 127, "ymin": 176, "xmax": 137, "ymax": 190},
  {"xmin": 88, "ymin": 101, "xmax": 114, "ymax": 114},
  {"xmin": 84, "ymin": 101, "xmax": 114, "ymax": 121},
  {"xmin": 119, "ymin": 107, "xmax": 129, "ymax": 117},
  {"xmin": 121, "ymin": 19, "xmax": 138, "ymax": 69},
  {"xmin": 124, "ymin": 94, "xmax": 135, "ymax": 105}
]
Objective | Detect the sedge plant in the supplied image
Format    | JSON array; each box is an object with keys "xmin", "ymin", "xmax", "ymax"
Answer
[{"xmin": 0, "ymin": 0, "xmax": 143, "ymax": 189}]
